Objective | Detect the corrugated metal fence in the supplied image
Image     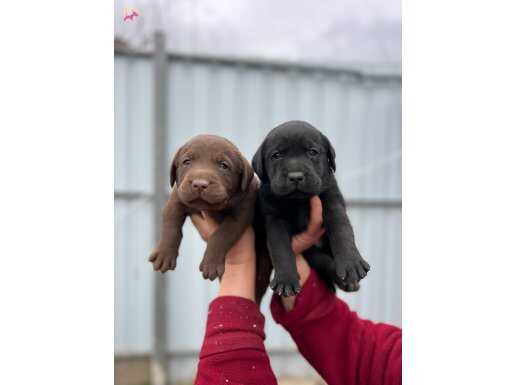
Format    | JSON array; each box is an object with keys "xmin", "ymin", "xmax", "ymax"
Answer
[{"xmin": 115, "ymin": 49, "xmax": 401, "ymax": 381}]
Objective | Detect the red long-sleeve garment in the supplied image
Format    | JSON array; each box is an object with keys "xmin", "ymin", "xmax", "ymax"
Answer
[{"xmin": 195, "ymin": 270, "xmax": 402, "ymax": 385}]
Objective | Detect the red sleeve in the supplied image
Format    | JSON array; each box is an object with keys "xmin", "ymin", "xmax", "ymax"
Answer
[
  {"xmin": 270, "ymin": 270, "xmax": 402, "ymax": 385},
  {"xmin": 195, "ymin": 296, "xmax": 278, "ymax": 385}
]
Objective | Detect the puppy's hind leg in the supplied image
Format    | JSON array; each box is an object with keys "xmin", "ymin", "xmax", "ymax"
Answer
[
  {"xmin": 303, "ymin": 247, "xmax": 339, "ymax": 293},
  {"xmin": 255, "ymin": 246, "xmax": 273, "ymax": 305}
]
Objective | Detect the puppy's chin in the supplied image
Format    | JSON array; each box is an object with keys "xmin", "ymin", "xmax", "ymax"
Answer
[
  {"xmin": 177, "ymin": 187, "xmax": 229, "ymax": 210},
  {"xmin": 187, "ymin": 198, "xmax": 229, "ymax": 211},
  {"xmin": 270, "ymin": 183, "xmax": 320, "ymax": 199}
]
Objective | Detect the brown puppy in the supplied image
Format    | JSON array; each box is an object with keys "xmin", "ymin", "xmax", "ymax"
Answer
[{"xmin": 149, "ymin": 134, "xmax": 257, "ymax": 280}]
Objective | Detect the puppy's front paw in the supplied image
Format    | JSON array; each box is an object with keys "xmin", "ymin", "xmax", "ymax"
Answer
[
  {"xmin": 270, "ymin": 274, "xmax": 301, "ymax": 297},
  {"xmin": 148, "ymin": 249, "xmax": 177, "ymax": 273},
  {"xmin": 336, "ymin": 259, "xmax": 370, "ymax": 292},
  {"xmin": 199, "ymin": 256, "xmax": 225, "ymax": 281}
]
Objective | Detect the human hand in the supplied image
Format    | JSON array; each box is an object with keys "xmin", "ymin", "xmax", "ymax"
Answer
[
  {"xmin": 191, "ymin": 213, "xmax": 256, "ymax": 301},
  {"xmin": 282, "ymin": 196, "xmax": 325, "ymax": 310},
  {"xmin": 190, "ymin": 196, "xmax": 324, "ymax": 304},
  {"xmin": 291, "ymin": 196, "xmax": 325, "ymax": 255},
  {"xmin": 191, "ymin": 213, "xmax": 255, "ymax": 267}
]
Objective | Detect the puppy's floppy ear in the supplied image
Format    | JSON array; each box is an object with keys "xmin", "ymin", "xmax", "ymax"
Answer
[
  {"xmin": 239, "ymin": 156, "xmax": 255, "ymax": 191},
  {"xmin": 169, "ymin": 146, "xmax": 183, "ymax": 187},
  {"xmin": 252, "ymin": 143, "xmax": 267, "ymax": 181},
  {"xmin": 321, "ymin": 133, "xmax": 336, "ymax": 172}
]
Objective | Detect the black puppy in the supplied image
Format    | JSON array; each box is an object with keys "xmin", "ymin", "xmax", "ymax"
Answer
[{"xmin": 252, "ymin": 121, "xmax": 370, "ymax": 296}]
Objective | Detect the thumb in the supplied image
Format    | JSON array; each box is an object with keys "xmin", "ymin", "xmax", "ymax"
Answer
[
  {"xmin": 199, "ymin": 211, "xmax": 219, "ymax": 239},
  {"xmin": 306, "ymin": 196, "xmax": 323, "ymax": 235},
  {"xmin": 190, "ymin": 214, "xmax": 210, "ymax": 241}
]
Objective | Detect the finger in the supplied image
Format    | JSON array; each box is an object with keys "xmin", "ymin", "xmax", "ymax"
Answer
[
  {"xmin": 291, "ymin": 226, "xmax": 326, "ymax": 255},
  {"xmin": 313, "ymin": 228, "xmax": 325, "ymax": 241},
  {"xmin": 190, "ymin": 214, "xmax": 210, "ymax": 240},
  {"xmin": 291, "ymin": 234, "xmax": 309, "ymax": 255},
  {"xmin": 306, "ymin": 196, "xmax": 323, "ymax": 234},
  {"xmin": 190, "ymin": 213, "xmax": 204, "ymax": 229},
  {"xmin": 200, "ymin": 211, "xmax": 219, "ymax": 232}
]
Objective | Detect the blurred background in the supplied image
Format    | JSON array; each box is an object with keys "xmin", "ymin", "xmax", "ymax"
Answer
[{"xmin": 114, "ymin": 1, "xmax": 401, "ymax": 384}]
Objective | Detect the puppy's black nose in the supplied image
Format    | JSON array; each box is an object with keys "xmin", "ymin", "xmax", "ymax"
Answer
[
  {"xmin": 191, "ymin": 179, "xmax": 209, "ymax": 190},
  {"xmin": 288, "ymin": 172, "xmax": 305, "ymax": 183}
]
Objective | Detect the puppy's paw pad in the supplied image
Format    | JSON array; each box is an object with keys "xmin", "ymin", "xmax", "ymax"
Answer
[
  {"xmin": 360, "ymin": 259, "xmax": 371, "ymax": 273},
  {"xmin": 336, "ymin": 259, "xmax": 370, "ymax": 291},
  {"xmin": 334, "ymin": 275, "xmax": 347, "ymax": 291},
  {"xmin": 148, "ymin": 250, "xmax": 177, "ymax": 273},
  {"xmin": 200, "ymin": 260, "xmax": 225, "ymax": 281},
  {"xmin": 270, "ymin": 275, "xmax": 301, "ymax": 297},
  {"xmin": 342, "ymin": 281, "xmax": 360, "ymax": 292}
]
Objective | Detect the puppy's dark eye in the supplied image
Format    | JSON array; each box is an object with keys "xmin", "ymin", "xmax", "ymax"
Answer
[
  {"xmin": 271, "ymin": 151, "xmax": 281, "ymax": 160},
  {"xmin": 219, "ymin": 161, "xmax": 229, "ymax": 170},
  {"xmin": 308, "ymin": 148, "xmax": 319, "ymax": 156},
  {"xmin": 182, "ymin": 158, "xmax": 192, "ymax": 166}
]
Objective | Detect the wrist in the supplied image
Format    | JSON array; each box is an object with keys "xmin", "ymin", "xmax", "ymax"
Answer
[
  {"xmin": 218, "ymin": 252, "xmax": 256, "ymax": 302},
  {"xmin": 281, "ymin": 254, "xmax": 311, "ymax": 311},
  {"xmin": 218, "ymin": 266, "xmax": 256, "ymax": 301}
]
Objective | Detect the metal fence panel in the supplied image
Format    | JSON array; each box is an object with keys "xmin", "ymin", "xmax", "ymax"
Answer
[
  {"xmin": 115, "ymin": 53, "xmax": 401, "ymax": 380},
  {"xmin": 115, "ymin": 199, "xmax": 154, "ymax": 354},
  {"xmin": 114, "ymin": 58, "xmax": 154, "ymax": 194},
  {"xmin": 115, "ymin": 56, "xmax": 155, "ymax": 354}
]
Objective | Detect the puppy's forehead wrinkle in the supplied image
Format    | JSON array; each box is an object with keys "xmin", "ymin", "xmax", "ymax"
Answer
[
  {"xmin": 265, "ymin": 136, "xmax": 321, "ymax": 156},
  {"xmin": 211, "ymin": 151, "xmax": 226, "ymax": 161},
  {"xmin": 182, "ymin": 150, "xmax": 197, "ymax": 159},
  {"xmin": 213, "ymin": 150, "xmax": 237, "ymax": 164},
  {"xmin": 179, "ymin": 135, "xmax": 243, "ymax": 166}
]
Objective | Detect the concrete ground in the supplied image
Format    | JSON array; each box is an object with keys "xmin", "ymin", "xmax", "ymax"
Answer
[{"xmin": 114, "ymin": 356, "xmax": 326, "ymax": 385}]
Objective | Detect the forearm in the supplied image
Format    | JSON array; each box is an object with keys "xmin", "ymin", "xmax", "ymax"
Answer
[
  {"xmin": 216, "ymin": 226, "xmax": 257, "ymax": 301},
  {"xmin": 272, "ymin": 270, "xmax": 402, "ymax": 385},
  {"xmin": 195, "ymin": 296, "xmax": 277, "ymax": 385},
  {"xmin": 194, "ymin": 221, "xmax": 278, "ymax": 384},
  {"xmin": 218, "ymin": 255, "xmax": 256, "ymax": 301}
]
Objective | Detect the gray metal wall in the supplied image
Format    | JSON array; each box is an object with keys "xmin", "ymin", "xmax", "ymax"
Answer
[{"xmin": 115, "ymin": 53, "xmax": 401, "ymax": 380}]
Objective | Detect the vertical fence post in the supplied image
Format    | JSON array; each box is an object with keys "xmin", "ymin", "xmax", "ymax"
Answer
[{"xmin": 151, "ymin": 30, "xmax": 169, "ymax": 385}]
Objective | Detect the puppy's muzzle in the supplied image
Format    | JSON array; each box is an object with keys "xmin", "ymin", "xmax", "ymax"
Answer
[
  {"xmin": 179, "ymin": 173, "xmax": 228, "ymax": 206},
  {"xmin": 186, "ymin": 178, "xmax": 213, "ymax": 199},
  {"xmin": 287, "ymin": 172, "xmax": 305, "ymax": 183},
  {"xmin": 191, "ymin": 178, "xmax": 209, "ymax": 191},
  {"xmin": 273, "ymin": 168, "xmax": 321, "ymax": 197}
]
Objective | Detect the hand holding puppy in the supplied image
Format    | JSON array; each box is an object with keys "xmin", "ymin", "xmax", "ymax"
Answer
[{"xmin": 191, "ymin": 196, "xmax": 325, "ymax": 302}]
